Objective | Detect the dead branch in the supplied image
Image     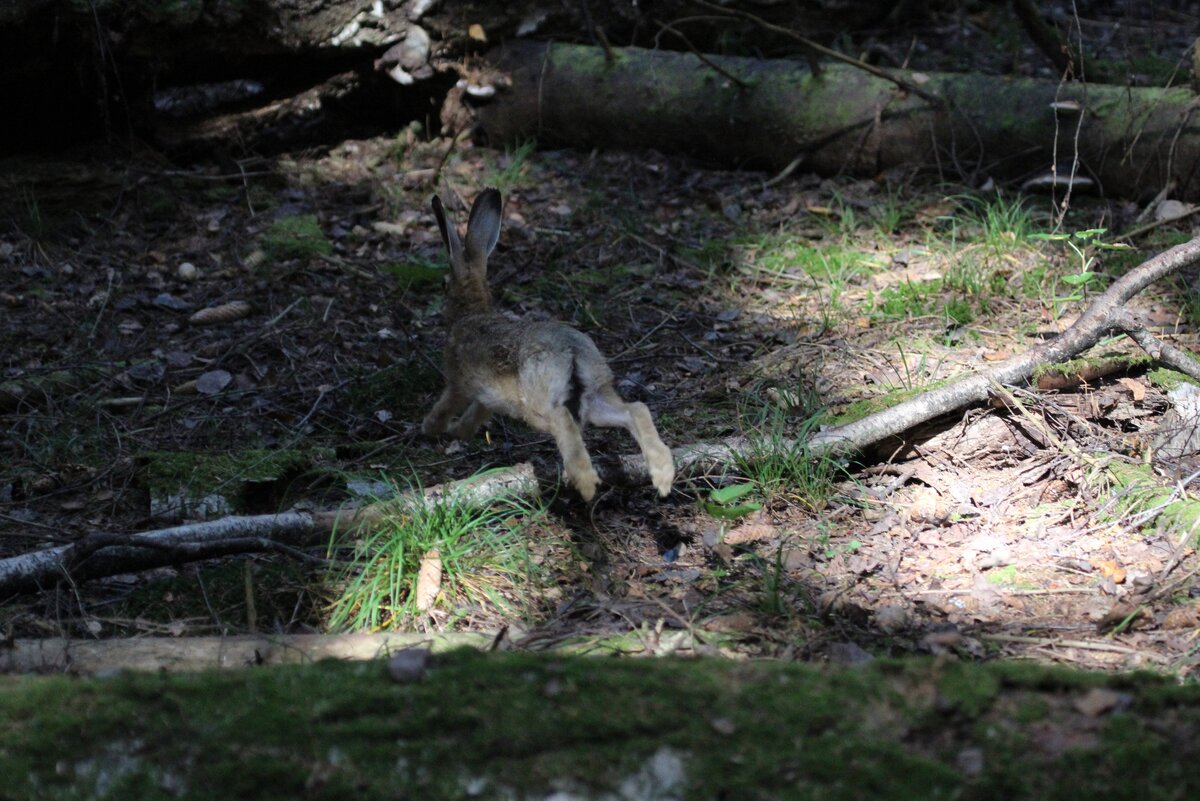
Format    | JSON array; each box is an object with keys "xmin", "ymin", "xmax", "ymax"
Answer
[
  {"xmin": 0, "ymin": 464, "xmax": 539, "ymax": 596},
  {"xmin": 1010, "ymin": 0, "xmax": 1074, "ymax": 76},
  {"xmin": 807, "ymin": 235, "xmax": 1200, "ymax": 455}
]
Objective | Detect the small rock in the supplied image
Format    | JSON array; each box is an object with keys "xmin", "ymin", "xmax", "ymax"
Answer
[
  {"xmin": 826, "ymin": 641, "xmax": 873, "ymax": 665},
  {"xmin": 387, "ymin": 647, "xmax": 431, "ymax": 683},
  {"xmin": 1073, "ymin": 688, "xmax": 1132, "ymax": 718},
  {"xmin": 709, "ymin": 717, "xmax": 737, "ymax": 735},
  {"xmin": 874, "ymin": 604, "xmax": 909, "ymax": 632},
  {"xmin": 177, "ymin": 262, "xmax": 198, "ymax": 281}
]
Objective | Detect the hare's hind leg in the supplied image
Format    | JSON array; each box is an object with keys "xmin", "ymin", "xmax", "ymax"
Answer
[
  {"xmin": 588, "ymin": 387, "xmax": 674, "ymax": 497},
  {"xmin": 422, "ymin": 386, "xmax": 468, "ymax": 436},
  {"xmin": 450, "ymin": 401, "xmax": 492, "ymax": 440},
  {"xmin": 539, "ymin": 406, "xmax": 600, "ymax": 501}
]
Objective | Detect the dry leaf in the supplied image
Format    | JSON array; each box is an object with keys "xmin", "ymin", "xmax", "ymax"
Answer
[
  {"xmin": 1096, "ymin": 559, "xmax": 1126, "ymax": 584},
  {"xmin": 415, "ymin": 548, "xmax": 442, "ymax": 611},
  {"xmin": 468, "ymin": 23, "xmax": 487, "ymax": 42},
  {"xmin": 196, "ymin": 370, "xmax": 233, "ymax": 396},
  {"xmin": 724, "ymin": 522, "xmax": 776, "ymax": 545},
  {"xmin": 190, "ymin": 300, "xmax": 251, "ymax": 326},
  {"xmin": 1161, "ymin": 604, "xmax": 1200, "ymax": 630},
  {"xmin": 1117, "ymin": 377, "xmax": 1146, "ymax": 402},
  {"xmin": 704, "ymin": 612, "xmax": 757, "ymax": 633}
]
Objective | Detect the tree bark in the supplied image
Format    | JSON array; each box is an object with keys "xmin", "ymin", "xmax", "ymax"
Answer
[{"xmin": 477, "ymin": 41, "xmax": 1200, "ymax": 200}]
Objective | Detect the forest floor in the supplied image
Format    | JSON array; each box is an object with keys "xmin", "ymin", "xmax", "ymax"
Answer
[{"xmin": 2, "ymin": 131, "xmax": 1200, "ymax": 677}]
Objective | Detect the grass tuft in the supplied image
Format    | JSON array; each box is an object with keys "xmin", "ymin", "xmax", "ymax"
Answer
[{"xmin": 325, "ymin": 474, "xmax": 542, "ymax": 631}]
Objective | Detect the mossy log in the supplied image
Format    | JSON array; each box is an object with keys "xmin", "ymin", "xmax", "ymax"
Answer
[
  {"xmin": 478, "ymin": 41, "xmax": 1200, "ymax": 200},
  {"xmin": 2, "ymin": 649, "xmax": 1199, "ymax": 799}
]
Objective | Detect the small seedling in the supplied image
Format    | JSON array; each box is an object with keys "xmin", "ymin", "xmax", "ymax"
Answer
[{"xmin": 1033, "ymin": 228, "xmax": 1130, "ymax": 316}]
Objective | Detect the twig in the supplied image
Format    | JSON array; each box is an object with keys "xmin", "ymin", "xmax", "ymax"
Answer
[
  {"xmin": 691, "ymin": 0, "xmax": 945, "ymax": 107},
  {"xmin": 655, "ymin": 19, "xmax": 751, "ymax": 89},
  {"xmin": 1117, "ymin": 204, "xmax": 1200, "ymax": 243},
  {"xmin": 982, "ymin": 633, "xmax": 1168, "ymax": 662}
]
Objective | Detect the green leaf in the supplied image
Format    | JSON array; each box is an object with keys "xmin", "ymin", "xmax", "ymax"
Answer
[
  {"xmin": 709, "ymin": 483, "xmax": 757, "ymax": 504},
  {"xmin": 1060, "ymin": 272, "xmax": 1095, "ymax": 286},
  {"xmin": 704, "ymin": 501, "xmax": 762, "ymax": 520}
]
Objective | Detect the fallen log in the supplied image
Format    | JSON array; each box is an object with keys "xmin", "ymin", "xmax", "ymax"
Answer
[
  {"xmin": 0, "ymin": 464, "xmax": 540, "ymax": 596},
  {"xmin": 0, "ymin": 632, "xmax": 492, "ymax": 674},
  {"xmin": 477, "ymin": 41, "xmax": 1200, "ymax": 200}
]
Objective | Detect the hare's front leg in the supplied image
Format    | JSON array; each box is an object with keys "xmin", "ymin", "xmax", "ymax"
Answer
[
  {"xmin": 422, "ymin": 386, "xmax": 468, "ymax": 436},
  {"xmin": 541, "ymin": 406, "xmax": 600, "ymax": 501},
  {"xmin": 588, "ymin": 387, "xmax": 674, "ymax": 497}
]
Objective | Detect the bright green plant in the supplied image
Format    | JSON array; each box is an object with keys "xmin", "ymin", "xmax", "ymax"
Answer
[
  {"xmin": 1033, "ymin": 228, "xmax": 1130, "ymax": 316},
  {"xmin": 703, "ymin": 482, "xmax": 761, "ymax": 521},
  {"xmin": 325, "ymin": 475, "xmax": 540, "ymax": 631},
  {"xmin": 952, "ymin": 193, "xmax": 1037, "ymax": 254}
]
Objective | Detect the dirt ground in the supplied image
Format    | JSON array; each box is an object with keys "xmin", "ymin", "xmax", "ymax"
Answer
[
  {"xmin": 2, "ymin": 133, "xmax": 1199, "ymax": 676},
  {"xmin": 3, "ymin": 1, "xmax": 1200, "ymax": 677}
]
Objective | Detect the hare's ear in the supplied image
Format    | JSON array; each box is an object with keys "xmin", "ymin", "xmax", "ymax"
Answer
[
  {"xmin": 464, "ymin": 188, "xmax": 502, "ymax": 267},
  {"xmin": 431, "ymin": 195, "xmax": 464, "ymax": 271}
]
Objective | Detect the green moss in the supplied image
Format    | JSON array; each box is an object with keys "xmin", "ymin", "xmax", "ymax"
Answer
[
  {"xmin": 1147, "ymin": 367, "xmax": 1200, "ymax": 391},
  {"xmin": 140, "ymin": 448, "xmax": 332, "ymax": 515},
  {"xmin": 380, "ymin": 258, "xmax": 445, "ymax": 289},
  {"xmin": 4, "ymin": 653, "xmax": 1200, "ymax": 800},
  {"xmin": 1033, "ymin": 354, "xmax": 1152, "ymax": 381},
  {"xmin": 261, "ymin": 214, "xmax": 332, "ymax": 262},
  {"xmin": 826, "ymin": 385, "xmax": 928, "ymax": 427},
  {"xmin": 1104, "ymin": 460, "xmax": 1200, "ymax": 536}
]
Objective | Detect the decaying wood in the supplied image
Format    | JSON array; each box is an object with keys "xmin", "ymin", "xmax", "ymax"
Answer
[
  {"xmin": 0, "ymin": 632, "xmax": 493, "ymax": 674},
  {"xmin": 478, "ymin": 41, "xmax": 1200, "ymax": 199}
]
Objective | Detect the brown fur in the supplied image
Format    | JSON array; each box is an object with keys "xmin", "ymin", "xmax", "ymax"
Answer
[{"xmin": 422, "ymin": 188, "xmax": 674, "ymax": 500}]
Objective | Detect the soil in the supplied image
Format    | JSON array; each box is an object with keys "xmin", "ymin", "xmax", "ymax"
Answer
[{"xmin": 2, "ymin": 1, "xmax": 1200, "ymax": 678}]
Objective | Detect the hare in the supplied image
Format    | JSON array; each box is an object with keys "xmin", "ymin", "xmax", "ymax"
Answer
[{"xmin": 422, "ymin": 188, "xmax": 674, "ymax": 501}]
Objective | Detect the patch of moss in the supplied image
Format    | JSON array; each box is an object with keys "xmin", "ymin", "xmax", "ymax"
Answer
[
  {"xmin": 262, "ymin": 214, "xmax": 332, "ymax": 262},
  {"xmin": 1033, "ymin": 354, "xmax": 1152, "ymax": 381},
  {"xmin": 1147, "ymin": 367, "xmax": 1200, "ymax": 391},
  {"xmin": 4, "ymin": 652, "xmax": 1200, "ymax": 800},
  {"xmin": 380, "ymin": 258, "xmax": 445, "ymax": 289},
  {"xmin": 826, "ymin": 385, "xmax": 929, "ymax": 427},
  {"xmin": 139, "ymin": 447, "xmax": 332, "ymax": 515},
  {"xmin": 1104, "ymin": 460, "xmax": 1200, "ymax": 537}
]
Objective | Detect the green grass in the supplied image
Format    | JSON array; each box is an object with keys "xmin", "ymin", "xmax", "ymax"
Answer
[
  {"xmin": 950, "ymin": 192, "xmax": 1038, "ymax": 254},
  {"xmin": 325, "ymin": 474, "xmax": 543, "ymax": 631},
  {"xmin": 490, "ymin": 138, "xmax": 537, "ymax": 192},
  {"xmin": 261, "ymin": 214, "xmax": 332, "ymax": 262},
  {"xmin": 732, "ymin": 405, "xmax": 848, "ymax": 512}
]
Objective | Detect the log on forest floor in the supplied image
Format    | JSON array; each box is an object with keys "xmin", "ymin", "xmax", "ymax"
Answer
[
  {"xmin": 0, "ymin": 632, "xmax": 494, "ymax": 674},
  {"xmin": 3, "ymin": 649, "xmax": 1200, "ymax": 799},
  {"xmin": 477, "ymin": 41, "xmax": 1200, "ymax": 200}
]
